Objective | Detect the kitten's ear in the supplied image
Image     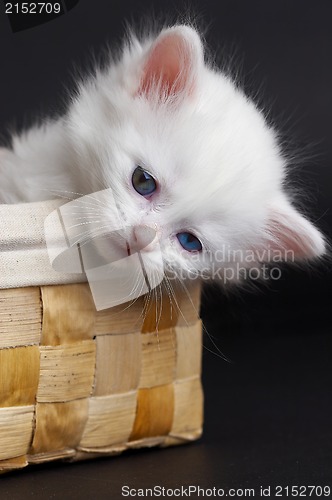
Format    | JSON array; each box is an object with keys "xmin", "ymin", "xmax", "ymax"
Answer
[
  {"xmin": 263, "ymin": 196, "xmax": 325, "ymax": 260},
  {"xmin": 137, "ymin": 26, "xmax": 204, "ymax": 100}
]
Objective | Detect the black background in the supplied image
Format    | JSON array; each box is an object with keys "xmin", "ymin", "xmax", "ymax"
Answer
[{"xmin": 0, "ymin": 0, "xmax": 331, "ymax": 497}]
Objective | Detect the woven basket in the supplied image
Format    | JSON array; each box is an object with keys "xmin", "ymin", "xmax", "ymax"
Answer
[{"xmin": 0, "ymin": 200, "xmax": 203, "ymax": 472}]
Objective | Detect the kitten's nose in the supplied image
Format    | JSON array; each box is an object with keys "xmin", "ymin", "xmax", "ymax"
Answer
[{"xmin": 132, "ymin": 225, "xmax": 159, "ymax": 252}]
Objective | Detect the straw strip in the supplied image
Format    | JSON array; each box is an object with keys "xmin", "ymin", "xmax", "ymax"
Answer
[
  {"xmin": 28, "ymin": 448, "xmax": 77, "ymax": 464},
  {"xmin": 37, "ymin": 340, "xmax": 96, "ymax": 402},
  {"xmin": 0, "ymin": 455, "xmax": 28, "ymax": 472},
  {"xmin": 175, "ymin": 320, "xmax": 202, "ymax": 380},
  {"xmin": 139, "ymin": 328, "xmax": 176, "ymax": 388},
  {"xmin": 0, "ymin": 287, "xmax": 41, "ymax": 348},
  {"xmin": 127, "ymin": 436, "xmax": 166, "ymax": 449},
  {"xmin": 93, "ymin": 333, "xmax": 141, "ymax": 396},
  {"xmin": 30, "ymin": 400, "xmax": 89, "ymax": 454},
  {"xmin": 170, "ymin": 377, "xmax": 203, "ymax": 437},
  {"xmin": 79, "ymin": 392, "xmax": 137, "ymax": 448},
  {"xmin": 130, "ymin": 384, "xmax": 174, "ymax": 441},
  {"xmin": 73, "ymin": 447, "xmax": 125, "ymax": 460},
  {"xmin": 95, "ymin": 297, "xmax": 144, "ymax": 335},
  {"xmin": 40, "ymin": 284, "xmax": 96, "ymax": 345},
  {"xmin": 0, "ymin": 346, "xmax": 40, "ymax": 407},
  {"xmin": 162, "ymin": 429, "xmax": 203, "ymax": 447},
  {"xmin": 0, "ymin": 405, "xmax": 34, "ymax": 460}
]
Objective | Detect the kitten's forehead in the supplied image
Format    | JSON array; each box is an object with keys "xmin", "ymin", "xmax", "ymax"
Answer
[{"xmin": 129, "ymin": 78, "xmax": 281, "ymax": 185}]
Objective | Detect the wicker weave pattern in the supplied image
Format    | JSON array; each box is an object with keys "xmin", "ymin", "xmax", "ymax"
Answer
[{"xmin": 0, "ymin": 282, "xmax": 203, "ymax": 472}]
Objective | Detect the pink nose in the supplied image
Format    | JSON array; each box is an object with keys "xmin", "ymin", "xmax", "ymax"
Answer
[{"xmin": 132, "ymin": 225, "xmax": 158, "ymax": 252}]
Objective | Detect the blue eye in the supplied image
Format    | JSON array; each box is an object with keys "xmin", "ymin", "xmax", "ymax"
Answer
[
  {"xmin": 132, "ymin": 166, "xmax": 157, "ymax": 197},
  {"xmin": 176, "ymin": 232, "xmax": 202, "ymax": 252}
]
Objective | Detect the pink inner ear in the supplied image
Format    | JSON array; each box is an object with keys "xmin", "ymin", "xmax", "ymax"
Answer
[
  {"xmin": 264, "ymin": 205, "xmax": 325, "ymax": 260},
  {"xmin": 138, "ymin": 32, "xmax": 195, "ymax": 98},
  {"xmin": 266, "ymin": 217, "xmax": 313, "ymax": 259}
]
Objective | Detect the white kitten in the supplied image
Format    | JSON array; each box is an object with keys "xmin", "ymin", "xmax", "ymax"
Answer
[{"xmin": 0, "ymin": 25, "xmax": 325, "ymax": 282}]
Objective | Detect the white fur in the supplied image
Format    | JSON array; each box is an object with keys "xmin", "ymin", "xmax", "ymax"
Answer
[{"xmin": 0, "ymin": 25, "xmax": 325, "ymax": 281}]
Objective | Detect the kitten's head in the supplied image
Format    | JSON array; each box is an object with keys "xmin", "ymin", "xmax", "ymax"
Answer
[{"xmin": 67, "ymin": 25, "xmax": 325, "ymax": 285}]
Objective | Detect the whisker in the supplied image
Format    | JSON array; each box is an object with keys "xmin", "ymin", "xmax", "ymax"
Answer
[
  {"xmin": 154, "ymin": 284, "xmax": 161, "ymax": 350},
  {"xmin": 163, "ymin": 277, "xmax": 176, "ymax": 350}
]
